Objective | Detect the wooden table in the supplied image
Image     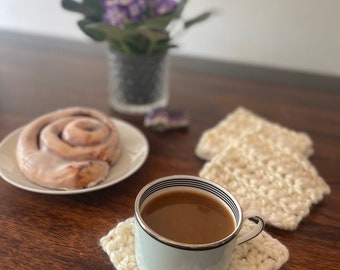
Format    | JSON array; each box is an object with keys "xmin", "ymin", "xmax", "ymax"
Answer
[{"xmin": 0, "ymin": 31, "xmax": 339, "ymax": 270}]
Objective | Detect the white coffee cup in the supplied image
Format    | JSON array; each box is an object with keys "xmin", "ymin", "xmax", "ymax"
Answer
[{"xmin": 134, "ymin": 175, "xmax": 265, "ymax": 270}]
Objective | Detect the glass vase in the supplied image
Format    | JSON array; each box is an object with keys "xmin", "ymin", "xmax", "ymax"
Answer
[{"xmin": 107, "ymin": 49, "xmax": 169, "ymax": 115}]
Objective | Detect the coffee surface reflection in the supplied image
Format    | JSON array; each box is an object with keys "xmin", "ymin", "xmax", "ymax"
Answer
[{"xmin": 141, "ymin": 190, "xmax": 235, "ymax": 244}]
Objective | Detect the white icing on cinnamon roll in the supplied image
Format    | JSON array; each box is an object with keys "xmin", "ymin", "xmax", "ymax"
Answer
[{"xmin": 16, "ymin": 107, "xmax": 121, "ymax": 190}]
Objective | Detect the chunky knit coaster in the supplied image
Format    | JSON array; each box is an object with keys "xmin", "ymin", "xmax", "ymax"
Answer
[
  {"xmin": 199, "ymin": 134, "xmax": 330, "ymax": 230},
  {"xmin": 195, "ymin": 107, "xmax": 313, "ymax": 160},
  {"xmin": 100, "ymin": 217, "xmax": 289, "ymax": 270}
]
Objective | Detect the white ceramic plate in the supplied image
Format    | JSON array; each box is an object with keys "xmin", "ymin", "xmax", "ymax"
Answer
[{"xmin": 0, "ymin": 118, "xmax": 149, "ymax": 195}]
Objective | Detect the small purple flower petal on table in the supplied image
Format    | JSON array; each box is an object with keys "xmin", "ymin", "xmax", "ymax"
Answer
[{"xmin": 144, "ymin": 107, "xmax": 189, "ymax": 131}]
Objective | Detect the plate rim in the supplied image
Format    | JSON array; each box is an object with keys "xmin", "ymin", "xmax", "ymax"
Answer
[{"xmin": 0, "ymin": 118, "xmax": 149, "ymax": 195}]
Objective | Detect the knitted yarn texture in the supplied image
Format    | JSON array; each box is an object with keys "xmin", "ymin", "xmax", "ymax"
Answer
[
  {"xmin": 196, "ymin": 107, "xmax": 330, "ymax": 230},
  {"xmin": 199, "ymin": 133, "xmax": 330, "ymax": 230},
  {"xmin": 100, "ymin": 217, "xmax": 289, "ymax": 270},
  {"xmin": 195, "ymin": 107, "xmax": 313, "ymax": 160}
]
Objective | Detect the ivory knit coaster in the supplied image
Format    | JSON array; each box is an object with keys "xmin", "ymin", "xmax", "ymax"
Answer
[
  {"xmin": 195, "ymin": 107, "xmax": 313, "ymax": 160},
  {"xmin": 199, "ymin": 134, "xmax": 330, "ymax": 230},
  {"xmin": 100, "ymin": 217, "xmax": 289, "ymax": 270}
]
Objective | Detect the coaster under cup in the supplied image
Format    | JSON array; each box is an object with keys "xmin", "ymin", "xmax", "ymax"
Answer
[{"xmin": 100, "ymin": 217, "xmax": 289, "ymax": 270}]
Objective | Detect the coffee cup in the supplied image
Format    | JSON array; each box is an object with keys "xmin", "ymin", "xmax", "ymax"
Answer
[{"xmin": 134, "ymin": 175, "xmax": 265, "ymax": 270}]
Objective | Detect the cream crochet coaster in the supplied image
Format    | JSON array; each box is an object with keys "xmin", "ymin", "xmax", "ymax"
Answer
[
  {"xmin": 195, "ymin": 107, "xmax": 313, "ymax": 160},
  {"xmin": 199, "ymin": 134, "xmax": 330, "ymax": 230},
  {"xmin": 100, "ymin": 217, "xmax": 289, "ymax": 270}
]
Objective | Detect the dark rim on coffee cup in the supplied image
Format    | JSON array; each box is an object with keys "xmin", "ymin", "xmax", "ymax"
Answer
[{"xmin": 134, "ymin": 175, "xmax": 243, "ymax": 250}]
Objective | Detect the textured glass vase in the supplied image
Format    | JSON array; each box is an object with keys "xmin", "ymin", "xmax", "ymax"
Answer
[{"xmin": 107, "ymin": 49, "xmax": 169, "ymax": 114}]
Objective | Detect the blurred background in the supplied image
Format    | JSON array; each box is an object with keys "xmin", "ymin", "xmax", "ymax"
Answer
[{"xmin": 0, "ymin": 0, "xmax": 339, "ymax": 86}]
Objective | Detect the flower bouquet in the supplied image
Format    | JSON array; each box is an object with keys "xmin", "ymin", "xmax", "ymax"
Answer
[
  {"xmin": 61, "ymin": 0, "xmax": 212, "ymax": 54},
  {"xmin": 61, "ymin": 0, "xmax": 212, "ymax": 114}
]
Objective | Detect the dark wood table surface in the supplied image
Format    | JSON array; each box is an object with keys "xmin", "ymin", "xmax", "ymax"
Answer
[{"xmin": 0, "ymin": 31, "xmax": 339, "ymax": 270}]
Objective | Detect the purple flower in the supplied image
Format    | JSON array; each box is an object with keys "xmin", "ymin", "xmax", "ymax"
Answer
[
  {"xmin": 102, "ymin": 4, "xmax": 128, "ymax": 27},
  {"xmin": 101, "ymin": 0, "xmax": 178, "ymax": 27},
  {"xmin": 102, "ymin": 0, "xmax": 148, "ymax": 26},
  {"xmin": 151, "ymin": 0, "xmax": 178, "ymax": 15},
  {"xmin": 126, "ymin": 1, "xmax": 145, "ymax": 21},
  {"xmin": 101, "ymin": 0, "xmax": 135, "ymax": 7}
]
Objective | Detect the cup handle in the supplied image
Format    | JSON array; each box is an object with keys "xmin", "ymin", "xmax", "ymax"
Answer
[{"xmin": 236, "ymin": 210, "xmax": 265, "ymax": 245}]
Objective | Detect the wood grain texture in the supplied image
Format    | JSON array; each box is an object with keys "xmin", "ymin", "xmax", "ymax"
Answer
[{"xmin": 0, "ymin": 31, "xmax": 339, "ymax": 270}]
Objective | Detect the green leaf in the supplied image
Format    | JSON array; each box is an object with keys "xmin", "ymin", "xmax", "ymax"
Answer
[
  {"xmin": 137, "ymin": 26, "xmax": 170, "ymax": 54},
  {"xmin": 184, "ymin": 11, "xmax": 212, "ymax": 29},
  {"xmin": 142, "ymin": 14, "xmax": 174, "ymax": 30},
  {"xmin": 137, "ymin": 26, "xmax": 169, "ymax": 41},
  {"xmin": 82, "ymin": 0, "xmax": 105, "ymax": 21},
  {"xmin": 78, "ymin": 19, "xmax": 106, "ymax": 41},
  {"xmin": 91, "ymin": 23, "xmax": 141, "ymax": 53},
  {"xmin": 61, "ymin": 0, "xmax": 82, "ymax": 13},
  {"xmin": 94, "ymin": 23, "xmax": 134, "ymax": 40},
  {"xmin": 61, "ymin": 0, "xmax": 104, "ymax": 21},
  {"xmin": 124, "ymin": 35, "xmax": 150, "ymax": 54}
]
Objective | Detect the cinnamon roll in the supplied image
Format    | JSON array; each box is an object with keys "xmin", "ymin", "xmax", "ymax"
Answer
[{"xmin": 16, "ymin": 107, "xmax": 121, "ymax": 190}]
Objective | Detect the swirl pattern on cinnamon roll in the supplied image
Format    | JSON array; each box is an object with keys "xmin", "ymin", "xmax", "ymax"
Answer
[{"xmin": 16, "ymin": 107, "xmax": 121, "ymax": 190}]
